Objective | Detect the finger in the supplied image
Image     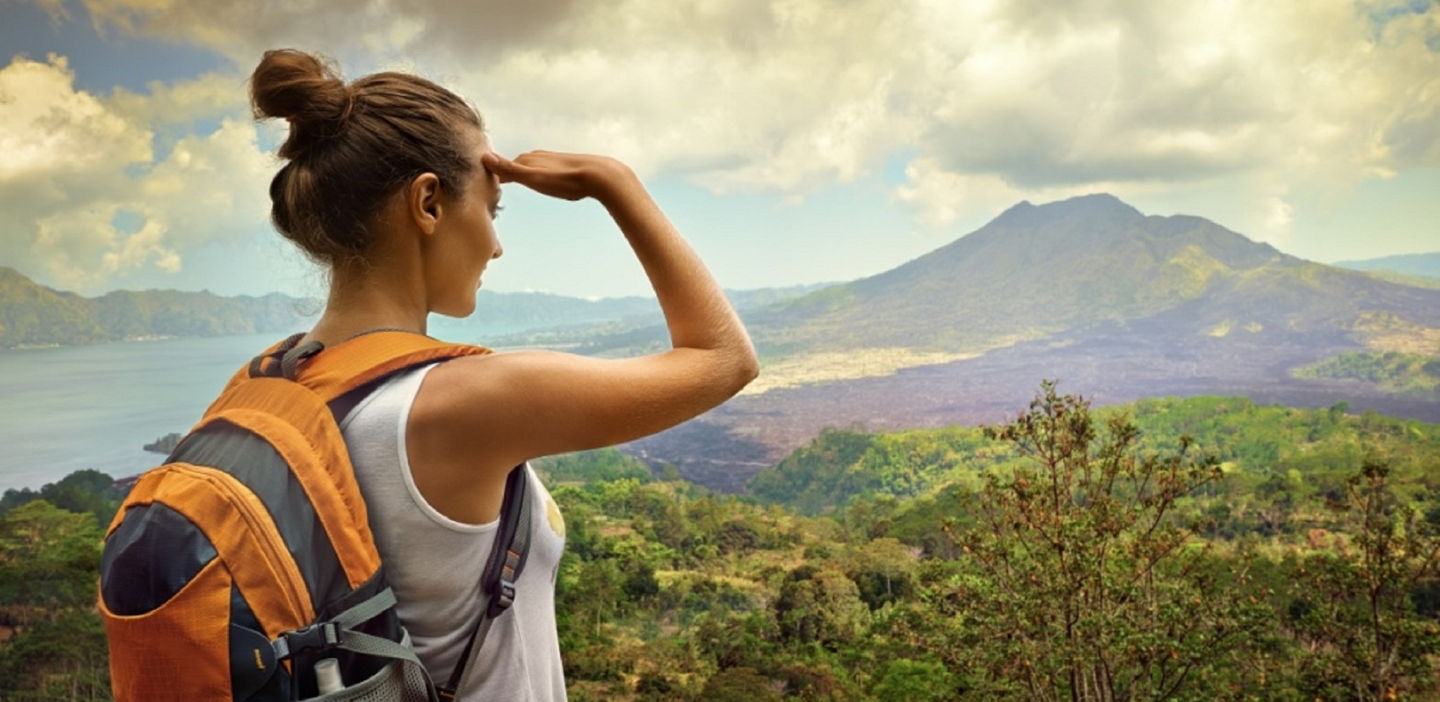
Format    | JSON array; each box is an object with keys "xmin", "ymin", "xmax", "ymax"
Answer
[
  {"xmin": 481, "ymin": 152, "xmax": 525, "ymax": 184},
  {"xmin": 484, "ymin": 152, "xmax": 575, "ymax": 198}
]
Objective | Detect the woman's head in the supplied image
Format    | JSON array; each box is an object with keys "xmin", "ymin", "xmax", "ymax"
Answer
[{"xmin": 249, "ymin": 49, "xmax": 501, "ymax": 315}]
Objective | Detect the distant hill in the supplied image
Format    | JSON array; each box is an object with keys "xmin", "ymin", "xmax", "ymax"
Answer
[
  {"xmin": 610, "ymin": 195, "xmax": 1440, "ymax": 491},
  {"xmin": 562, "ymin": 193, "xmax": 1439, "ymax": 372},
  {"xmin": 0, "ymin": 267, "xmax": 313, "ymax": 348},
  {"xmin": 0, "ymin": 267, "xmax": 823, "ymax": 349},
  {"xmin": 1333, "ymin": 252, "xmax": 1440, "ymax": 281},
  {"xmin": 749, "ymin": 194, "xmax": 1303, "ymax": 352},
  {"xmin": 441, "ymin": 283, "xmax": 829, "ymax": 343}
]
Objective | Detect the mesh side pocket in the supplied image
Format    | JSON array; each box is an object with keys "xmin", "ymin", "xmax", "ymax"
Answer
[{"xmin": 306, "ymin": 659, "xmax": 435, "ymax": 702}]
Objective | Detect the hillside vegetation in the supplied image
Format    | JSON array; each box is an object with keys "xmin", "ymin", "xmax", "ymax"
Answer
[
  {"xmin": 5, "ymin": 389, "xmax": 1440, "ymax": 699},
  {"xmin": 0, "ymin": 267, "xmax": 310, "ymax": 348},
  {"xmin": 748, "ymin": 394, "xmax": 1440, "ymax": 516},
  {"xmin": 1296, "ymin": 351, "xmax": 1440, "ymax": 396},
  {"xmin": 0, "ymin": 267, "xmax": 819, "ymax": 349}
]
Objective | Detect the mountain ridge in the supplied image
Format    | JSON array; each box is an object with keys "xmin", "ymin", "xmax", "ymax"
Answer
[
  {"xmin": 611, "ymin": 194, "xmax": 1440, "ymax": 490},
  {"xmin": 0, "ymin": 266, "xmax": 826, "ymax": 348},
  {"xmin": 1333, "ymin": 252, "xmax": 1440, "ymax": 283}
]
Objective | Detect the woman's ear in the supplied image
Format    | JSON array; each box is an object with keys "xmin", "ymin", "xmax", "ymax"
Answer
[{"xmin": 408, "ymin": 173, "xmax": 443, "ymax": 235}]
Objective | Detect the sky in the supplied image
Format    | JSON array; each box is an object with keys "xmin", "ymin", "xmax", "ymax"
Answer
[{"xmin": 1, "ymin": 0, "xmax": 1438, "ymax": 300}]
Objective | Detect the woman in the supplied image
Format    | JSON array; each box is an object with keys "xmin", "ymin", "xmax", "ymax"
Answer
[{"xmin": 249, "ymin": 49, "xmax": 758, "ymax": 700}]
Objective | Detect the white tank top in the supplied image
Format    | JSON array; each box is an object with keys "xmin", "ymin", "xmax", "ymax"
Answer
[{"xmin": 340, "ymin": 362, "xmax": 568, "ymax": 701}]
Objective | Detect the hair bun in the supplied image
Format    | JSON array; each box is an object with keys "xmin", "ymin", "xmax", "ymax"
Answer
[{"xmin": 250, "ymin": 49, "xmax": 352, "ymax": 159}]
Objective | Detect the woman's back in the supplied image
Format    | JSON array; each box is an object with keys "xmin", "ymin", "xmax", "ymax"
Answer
[
  {"xmin": 245, "ymin": 47, "xmax": 757, "ymax": 699},
  {"xmin": 343, "ymin": 361, "xmax": 568, "ymax": 701}
]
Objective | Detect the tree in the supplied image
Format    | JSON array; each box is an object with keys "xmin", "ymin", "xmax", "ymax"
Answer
[
  {"xmin": 1288, "ymin": 459, "xmax": 1440, "ymax": 700},
  {"xmin": 846, "ymin": 537, "xmax": 918, "ymax": 610},
  {"xmin": 0, "ymin": 500, "xmax": 104, "ymax": 615},
  {"xmin": 0, "ymin": 500, "xmax": 110, "ymax": 699},
  {"xmin": 773, "ymin": 564, "xmax": 869, "ymax": 647},
  {"xmin": 700, "ymin": 667, "xmax": 785, "ymax": 702},
  {"xmin": 871, "ymin": 658, "xmax": 955, "ymax": 701},
  {"xmin": 949, "ymin": 382, "xmax": 1266, "ymax": 701}
]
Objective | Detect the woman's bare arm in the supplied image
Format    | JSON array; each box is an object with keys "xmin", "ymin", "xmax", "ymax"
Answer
[{"xmin": 414, "ymin": 151, "xmax": 759, "ymax": 474}]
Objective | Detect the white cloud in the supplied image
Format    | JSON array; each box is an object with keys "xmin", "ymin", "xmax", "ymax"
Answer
[
  {"xmin": 0, "ymin": 54, "xmax": 151, "ymax": 183},
  {"xmin": 0, "ymin": 54, "xmax": 271, "ymax": 292},
  {"xmin": 107, "ymin": 71, "xmax": 248, "ymax": 126},
  {"xmin": 77, "ymin": 0, "xmax": 1440, "ymax": 206},
  {"xmin": 32, "ymin": 204, "xmax": 179, "ymax": 287},
  {"xmin": 6, "ymin": 0, "xmax": 1433, "ymax": 292},
  {"xmin": 893, "ymin": 157, "xmax": 1148, "ymax": 228}
]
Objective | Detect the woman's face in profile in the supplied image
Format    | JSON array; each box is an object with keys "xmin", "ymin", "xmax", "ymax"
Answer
[{"xmin": 424, "ymin": 129, "xmax": 504, "ymax": 317}]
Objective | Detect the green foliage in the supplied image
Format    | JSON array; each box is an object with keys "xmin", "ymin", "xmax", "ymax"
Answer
[
  {"xmin": 749, "ymin": 393, "xmax": 1440, "ymax": 526},
  {"xmin": 1295, "ymin": 350, "xmax": 1440, "ymax": 395},
  {"xmin": 774, "ymin": 565, "xmax": 869, "ymax": 647},
  {"xmin": 0, "ymin": 501, "xmax": 105, "ymax": 614},
  {"xmin": 534, "ymin": 448, "xmax": 654, "ymax": 485},
  {"xmin": 700, "ymin": 667, "xmax": 785, "ymax": 701},
  {"xmin": 870, "ymin": 658, "xmax": 955, "ymax": 701},
  {"xmin": 944, "ymin": 381, "xmax": 1268, "ymax": 700},
  {"xmin": 0, "ymin": 500, "xmax": 110, "ymax": 700},
  {"xmin": 6, "ymin": 388, "xmax": 1440, "ymax": 699},
  {"xmin": 0, "ymin": 469, "xmax": 124, "ymax": 528},
  {"xmin": 0, "ymin": 266, "xmax": 308, "ymax": 348},
  {"xmin": 1284, "ymin": 460, "xmax": 1440, "ymax": 699},
  {"xmin": 749, "ymin": 426, "xmax": 1000, "ymax": 514}
]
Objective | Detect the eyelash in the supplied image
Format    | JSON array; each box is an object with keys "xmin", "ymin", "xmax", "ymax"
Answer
[{"xmin": 491, "ymin": 205, "xmax": 504, "ymax": 218}]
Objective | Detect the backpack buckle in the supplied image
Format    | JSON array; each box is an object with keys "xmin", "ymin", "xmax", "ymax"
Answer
[
  {"xmin": 487, "ymin": 547, "xmax": 522, "ymax": 616},
  {"xmin": 273, "ymin": 621, "xmax": 340, "ymax": 660},
  {"xmin": 497, "ymin": 579, "xmax": 516, "ymax": 610}
]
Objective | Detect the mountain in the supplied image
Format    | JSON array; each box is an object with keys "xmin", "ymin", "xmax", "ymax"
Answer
[
  {"xmin": 613, "ymin": 195, "xmax": 1440, "ymax": 491},
  {"xmin": 563, "ymin": 193, "xmax": 1439, "ymax": 381},
  {"xmin": 1333, "ymin": 252, "xmax": 1440, "ymax": 283},
  {"xmin": 0, "ymin": 267, "xmax": 313, "ymax": 348},
  {"xmin": 437, "ymin": 283, "xmax": 829, "ymax": 342},
  {"xmin": 0, "ymin": 267, "xmax": 824, "ymax": 349},
  {"xmin": 749, "ymin": 194, "xmax": 1440, "ymax": 354}
]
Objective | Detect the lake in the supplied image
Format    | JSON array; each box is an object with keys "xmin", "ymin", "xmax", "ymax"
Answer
[{"xmin": 0, "ymin": 333, "xmax": 288, "ymax": 492}]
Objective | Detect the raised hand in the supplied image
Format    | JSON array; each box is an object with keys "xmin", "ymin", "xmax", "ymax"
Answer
[{"xmin": 480, "ymin": 150, "xmax": 636, "ymax": 203}]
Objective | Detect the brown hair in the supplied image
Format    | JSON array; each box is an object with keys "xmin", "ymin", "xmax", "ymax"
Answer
[{"xmin": 249, "ymin": 49, "xmax": 483, "ymax": 269}]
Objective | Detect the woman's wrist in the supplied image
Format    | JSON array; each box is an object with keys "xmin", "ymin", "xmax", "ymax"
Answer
[{"xmin": 588, "ymin": 158, "xmax": 643, "ymax": 208}]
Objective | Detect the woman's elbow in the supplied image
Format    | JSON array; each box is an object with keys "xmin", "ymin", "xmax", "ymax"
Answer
[{"xmin": 730, "ymin": 342, "xmax": 760, "ymax": 393}]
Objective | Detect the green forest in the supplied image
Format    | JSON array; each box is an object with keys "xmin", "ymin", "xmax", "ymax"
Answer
[
  {"xmin": 4, "ymin": 387, "xmax": 1440, "ymax": 700},
  {"xmin": 1296, "ymin": 351, "xmax": 1440, "ymax": 395}
]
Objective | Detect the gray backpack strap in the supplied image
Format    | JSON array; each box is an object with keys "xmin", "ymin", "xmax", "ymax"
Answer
[{"xmin": 436, "ymin": 465, "xmax": 533, "ymax": 700}]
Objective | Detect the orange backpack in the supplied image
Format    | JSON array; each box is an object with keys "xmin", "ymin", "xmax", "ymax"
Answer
[{"xmin": 98, "ymin": 330, "xmax": 521, "ymax": 701}]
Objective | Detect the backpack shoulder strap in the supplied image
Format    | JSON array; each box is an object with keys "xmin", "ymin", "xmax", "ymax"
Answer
[
  {"xmin": 239, "ymin": 330, "xmax": 491, "ymax": 402},
  {"xmin": 437, "ymin": 464, "xmax": 533, "ymax": 700},
  {"xmin": 294, "ymin": 330, "xmax": 493, "ymax": 402}
]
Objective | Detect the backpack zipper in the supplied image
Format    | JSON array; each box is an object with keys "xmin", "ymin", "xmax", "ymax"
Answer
[{"xmin": 175, "ymin": 463, "xmax": 314, "ymax": 627}]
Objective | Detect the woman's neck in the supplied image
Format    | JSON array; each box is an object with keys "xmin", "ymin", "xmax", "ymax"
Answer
[{"xmin": 304, "ymin": 263, "xmax": 431, "ymax": 346}]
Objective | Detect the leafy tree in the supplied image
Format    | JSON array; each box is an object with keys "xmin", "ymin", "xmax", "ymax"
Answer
[
  {"xmin": 773, "ymin": 564, "xmax": 869, "ymax": 648},
  {"xmin": 0, "ymin": 469, "xmax": 123, "ymax": 528},
  {"xmin": 0, "ymin": 500, "xmax": 110, "ymax": 700},
  {"xmin": 535, "ymin": 448, "xmax": 654, "ymax": 484},
  {"xmin": 0, "ymin": 608, "xmax": 110, "ymax": 700},
  {"xmin": 949, "ymin": 382, "xmax": 1267, "ymax": 700},
  {"xmin": 846, "ymin": 537, "xmax": 918, "ymax": 610},
  {"xmin": 870, "ymin": 658, "xmax": 955, "ymax": 701},
  {"xmin": 1287, "ymin": 459, "xmax": 1440, "ymax": 700},
  {"xmin": 0, "ymin": 500, "xmax": 104, "ymax": 616},
  {"xmin": 700, "ymin": 666, "xmax": 785, "ymax": 702}
]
